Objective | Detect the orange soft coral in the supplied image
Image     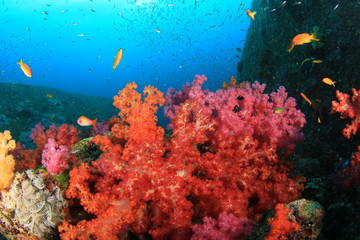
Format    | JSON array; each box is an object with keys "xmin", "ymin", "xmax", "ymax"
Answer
[
  {"xmin": 112, "ymin": 82, "xmax": 165, "ymax": 160},
  {"xmin": 0, "ymin": 130, "xmax": 16, "ymax": 190}
]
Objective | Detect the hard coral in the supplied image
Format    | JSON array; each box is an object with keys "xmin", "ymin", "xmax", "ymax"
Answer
[
  {"xmin": 332, "ymin": 88, "xmax": 360, "ymax": 138},
  {"xmin": 287, "ymin": 199, "xmax": 324, "ymax": 240},
  {"xmin": 6, "ymin": 170, "xmax": 67, "ymax": 239}
]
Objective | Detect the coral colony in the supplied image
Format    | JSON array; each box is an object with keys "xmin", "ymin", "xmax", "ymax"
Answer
[{"xmin": 0, "ymin": 75, "xmax": 359, "ymax": 239}]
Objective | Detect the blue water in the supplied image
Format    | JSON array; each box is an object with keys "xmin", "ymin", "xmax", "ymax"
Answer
[{"xmin": 0, "ymin": 0, "xmax": 251, "ymax": 98}]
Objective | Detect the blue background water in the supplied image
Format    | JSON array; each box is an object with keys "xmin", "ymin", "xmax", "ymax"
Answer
[{"xmin": 0, "ymin": 0, "xmax": 251, "ymax": 98}]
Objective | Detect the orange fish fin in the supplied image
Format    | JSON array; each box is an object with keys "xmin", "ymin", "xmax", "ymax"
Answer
[
  {"xmin": 92, "ymin": 118, "xmax": 97, "ymax": 129},
  {"xmin": 311, "ymin": 33, "xmax": 320, "ymax": 41},
  {"xmin": 287, "ymin": 45, "xmax": 294, "ymax": 52}
]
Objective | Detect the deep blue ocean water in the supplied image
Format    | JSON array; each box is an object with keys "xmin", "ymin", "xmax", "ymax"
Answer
[{"xmin": 0, "ymin": 0, "xmax": 251, "ymax": 98}]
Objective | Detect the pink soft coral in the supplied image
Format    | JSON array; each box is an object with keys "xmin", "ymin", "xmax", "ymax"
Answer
[
  {"xmin": 332, "ymin": 88, "xmax": 360, "ymax": 138},
  {"xmin": 41, "ymin": 138, "xmax": 70, "ymax": 174},
  {"xmin": 165, "ymin": 75, "xmax": 306, "ymax": 155},
  {"xmin": 191, "ymin": 212, "xmax": 252, "ymax": 240}
]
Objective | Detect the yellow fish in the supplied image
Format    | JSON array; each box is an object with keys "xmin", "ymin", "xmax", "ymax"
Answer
[
  {"xmin": 112, "ymin": 48, "xmax": 123, "ymax": 71},
  {"xmin": 274, "ymin": 108, "xmax": 285, "ymax": 114},
  {"xmin": 322, "ymin": 78, "xmax": 336, "ymax": 86},
  {"xmin": 312, "ymin": 60, "xmax": 323, "ymax": 63},
  {"xmin": 17, "ymin": 59, "xmax": 32, "ymax": 78}
]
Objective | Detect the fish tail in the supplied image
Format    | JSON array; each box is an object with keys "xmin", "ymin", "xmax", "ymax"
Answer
[
  {"xmin": 287, "ymin": 45, "xmax": 294, "ymax": 52},
  {"xmin": 311, "ymin": 33, "xmax": 320, "ymax": 41},
  {"xmin": 17, "ymin": 58, "xmax": 22, "ymax": 65},
  {"xmin": 112, "ymin": 66, "xmax": 116, "ymax": 71},
  {"xmin": 92, "ymin": 118, "xmax": 97, "ymax": 129}
]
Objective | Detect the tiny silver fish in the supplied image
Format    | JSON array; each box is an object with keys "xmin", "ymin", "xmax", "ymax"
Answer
[{"xmin": 279, "ymin": 1, "xmax": 287, "ymax": 8}]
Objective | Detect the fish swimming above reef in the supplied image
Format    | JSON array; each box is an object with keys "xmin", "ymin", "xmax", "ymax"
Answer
[
  {"xmin": 300, "ymin": 57, "xmax": 322, "ymax": 73},
  {"xmin": 246, "ymin": 10, "xmax": 256, "ymax": 20},
  {"xmin": 288, "ymin": 32, "xmax": 320, "ymax": 52},
  {"xmin": 322, "ymin": 77, "xmax": 336, "ymax": 86},
  {"xmin": 17, "ymin": 59, "xmax": 32, "ymax": 78},
  {"xmin": 300, "ymin": 92, "xmax": 312, "ymax": 105},
  {"xmin": 112, "ymin": 48, "xmax": 123, "ymax": 71},
  {"xmin": 77, "ymin": 116, "xmax": 97, "ymax": 128}
]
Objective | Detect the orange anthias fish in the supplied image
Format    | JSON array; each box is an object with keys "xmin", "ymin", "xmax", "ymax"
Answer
[
  {"xmin": 322, "ymin": 77, "xmax": 336, "ymax": 86},
  {"xmin": 287, "ymin": 32, "xmax": 320, "ymax": 52},
  {"xmin": 246, "ymin": 10, "xmax": 256, "ymax": 20},
  {"xmin": 17, "ymin": 59, "xmax": 32, "ymax": 78},
  {"xmin": 112, "ymin": 48, "xmax": 123, "ymax": 71},
  {"xmin": 77, "ymin": 116, "xmax": 97, "ymax": 128},
  {"xmin": 300, "ymin": 92, "xmax": 312, "ymax": 105}
]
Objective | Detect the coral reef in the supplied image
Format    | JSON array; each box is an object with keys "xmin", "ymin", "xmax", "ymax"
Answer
[
  {"xmin": 0, "ymin": 76, "xmax": 330, "ymax": 239},
  {"xmin": 57, "ymin": 77, "xmax": 306, "ymax": 239}
]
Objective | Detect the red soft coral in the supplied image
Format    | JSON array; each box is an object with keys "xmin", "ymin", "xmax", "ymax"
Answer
[
  {"xmin": 265, "ymin": 203, "xmax": 300, "ymax": 240},
  {"xmin": 341, "ymin": 146, "xmax": 360, "ymax": 188}
]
